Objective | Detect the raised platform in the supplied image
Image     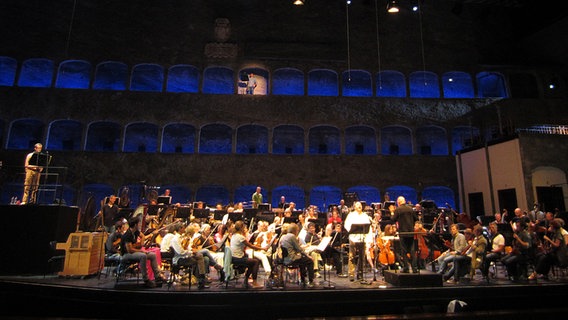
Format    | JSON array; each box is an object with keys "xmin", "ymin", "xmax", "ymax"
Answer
[{"xmin": 383, "ymin": 269, "xmax": 443, "ymax": 287}]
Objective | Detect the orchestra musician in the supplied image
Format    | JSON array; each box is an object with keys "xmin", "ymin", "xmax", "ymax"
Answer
[
  {"xmin": 120, "ymin": 217, "xmax": 166, "ymax": 288},
  {"xmin": 279, "ymin": 222, "xmax": 316, "ymax": 288},
  {"xmin": 443, "ymin": 225, "xmax": 487, "ymax": 282},
  {"xmin": 303, "ymin": 222, "xmax": 324, "ymax": 278},
  {"xmin": 102, "ymin": 195, "xmax": 119, "ymax": 233},
  {"xmin": 327, "ymin": 222, "xmax": 347, "ymax": 277},
  {"xmin": 377, "ymin": 224, "xmax": 397, "ymax": 269},
  {"xmin": 501, "ymin": 216, "xmax": 532, "ymax": 281},
  {"xmin": 529, "ymin": 218, "xmax": 568, "ymax": 280},
  {"xmin": 192, "ymin": 224, "xmax": 225, "ymax": 281},
  {"xmin": 251, "ymin": 186, "xmax": 263, "ymax": 209},
  {"xmin": 171, "ymin": 223, "xmax": 209, "ymax": 289},
  {"xmin": 392, "ymin": 196, "xmax": 419, "ymax": 273},
  {"xmin": 481, "ymin": 221, "xmax": 506, "ymax": 280},
  {"xmin": 436, "ymin": 224, "xmax": 467, "ymax": 276},
  {"xmin": 229, "ymin": 221, "xmax": 268, "ymax": 289},
  {"xmin": 247, "ymin": 220, "xmax": 272, "ymax": 276},
  {"xmin": 344, "ymin": 201, "xmax": 372, "ymax": 281},
  {"xmin": 105, "ymin": 219, "xmax": 127, "ymax": 261}
]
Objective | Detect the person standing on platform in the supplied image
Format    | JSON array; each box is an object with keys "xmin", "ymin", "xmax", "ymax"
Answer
[
  {"xmin": 344, "ymin": 201, "xmax": 372, "ymax": 281},
  {"xmin": 392, "ymin": 196, "xmax": 419, "ymax": 273},
  {"xmin": 251, "ymin": 186, "xmax": 263, "ymax": 209},
  {"xmin": 21, "ymin": 143, "xmax": 44, "ymax": 205},
  {"xmin": 246, "ymin": 73, "xmax": 257, "ymax": 95}
]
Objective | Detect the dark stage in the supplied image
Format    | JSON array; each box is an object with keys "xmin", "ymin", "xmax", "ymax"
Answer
[{"xmin": 2, "ymin": 205, "xmax": 568, "ymax": 319}]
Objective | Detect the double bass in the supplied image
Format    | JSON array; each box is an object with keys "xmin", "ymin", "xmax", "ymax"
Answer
[{"xmin": 414, "ymin": 223, "xmax": 430, "ymax": 261}]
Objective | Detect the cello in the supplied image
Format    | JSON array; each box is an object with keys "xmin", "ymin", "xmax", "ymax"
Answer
[{"xmin": 377, "ymin": 225, "xmax": 396, "ymax": 267}]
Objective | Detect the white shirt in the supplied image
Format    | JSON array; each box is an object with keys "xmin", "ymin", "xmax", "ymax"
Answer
[{"xmin": 344, "ymin": 211, "xmax": 372, "ymax": 243}]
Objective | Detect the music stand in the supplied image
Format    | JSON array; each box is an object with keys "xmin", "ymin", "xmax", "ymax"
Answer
[
  {"xmin": 193, "ymin": 208, "xmax": 210, "ymax": 220},
  {"xmin": 29, "ymin": 152, "xmax": 52, "ymax": 204},
  {"xmin": 317, "ymin": 236, "xmax": 335, "ymax": 289},
  {"xmin": 176, "ymin": 206, "xmax": 191, "ymax": 220},
  {"xmin": 350, "ymin": 223, "xmax": 371, "ymax": 285},
  {"xmin": 229, "ymin": 211, "xmax": 244, "ymax": 222},
  {"xmin": 157, "ymin": 196, "xmax": 171, "ymax": 205},
  {"xmin": 214, "ymin": 210, "xmax": 227, "ymax": 221},
  {"xmin": 283, "ymin": 217, "xmax": 298, "ymax": 224},
  {"xmin": 258, "ymin": 203, "xmax": 271, "ymax": 213}
]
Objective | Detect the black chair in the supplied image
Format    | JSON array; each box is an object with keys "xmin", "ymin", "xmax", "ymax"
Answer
[
  {"xmin": 223, "ymin": 246, "xmax": 249, "ymax": 288},
  {"xmin": 44, "ymin": 240, "xmax": 65, "ymax": 278},
  {"xmin": 272, "ymin": 246, "xmax": 301, "ymax": 288},
  {"xmin": 167, "ymin": 258, "xmax": 196, "ymax": 291},
  {"xmin": 114, "ymin": 258, "xmax": 140, "ymax": 286}
]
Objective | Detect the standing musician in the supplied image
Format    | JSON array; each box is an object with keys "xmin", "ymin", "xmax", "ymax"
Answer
[
  {"xmin": 392, "ymin": 196, "xmax": 419, "ymax": 273},
  {"xmin": 344, "ymin": 201, "xmax": 373, "ymax": 281},
  {"xmin": 100, "ymin": 195, "xmax": 119, "ymax": 233}
]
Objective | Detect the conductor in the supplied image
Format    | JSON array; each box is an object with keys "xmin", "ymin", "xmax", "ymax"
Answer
[{"xmin": 392, "ymin": 196, "xmax": 419, "ymax": 273}]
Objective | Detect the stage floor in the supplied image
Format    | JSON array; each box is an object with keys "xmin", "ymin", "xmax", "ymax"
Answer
[{"xmin": 2, "ymin": 265, "xmax": 568, "ymax": 319}]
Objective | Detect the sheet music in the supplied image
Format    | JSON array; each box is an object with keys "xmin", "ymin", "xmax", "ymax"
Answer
[{"xmin": 316, "ymin": 236, "xmax": 332, "ymax": 252}]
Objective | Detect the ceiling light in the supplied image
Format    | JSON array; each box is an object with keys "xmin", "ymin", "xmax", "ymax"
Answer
[
  {"xmin": 387, "ymin": 0, "xmax": 400, "ymax": 13},
  {"xmin": 293, "ymin": 0, "xmax": 305, "ymax": 5}
]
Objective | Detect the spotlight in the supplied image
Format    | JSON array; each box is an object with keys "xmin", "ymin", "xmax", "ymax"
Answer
[
  {"xmin": 293, "ymin": 0, "xmax": 304, "ymax": 5},
  {"xmin": 387, "ymin": 0, "xmax": 400, "ymax": 13}
]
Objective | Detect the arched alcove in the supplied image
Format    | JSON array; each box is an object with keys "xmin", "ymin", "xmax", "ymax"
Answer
[
  {"xmin": 345, "ymin": 125, "xmax": 377, "ymax": 155},
  {"xmin": 7, "ymin": 119, "xmax": 44, "ymax": 150},
  {"xmin": 272, "ymin": 67, "xmax": 304, "ymax": 96},
  {"xmin": 415, "ymin": 125, "xmax": 448, "ymax": 155},
  {"xmin": 376, "ymin": 70, "xmax": 406, "ymax": 98},
  {"xmin": 347, "ymin": 185, "xmax": 381, "ymax": 206},
  {"xmin": 342, "ymin": 70, "xmax": 373, "ymax": 97},
  {"xmin": 159, "ymin": 184, "xmax": 192, "ymax": 204},
  {"xmin": 381, "ymin": 126, "xmax": 412, "ymax": 155},
  {"xmin": 236, "ymin": 124, "xmax": 268, "ymax": 154},
  {"xmin": 92, "ymin": 61, "xmax": 128, "ymax": 90},
  {"xmin": 202, "ymin": 66, "xmax": 235, "ymax": 94},
  {"xmin": 46, "ymin": 120, "xmax": 83, "ymax": 151},
  {"xmin": 271, "ymin": 185, "xmax": 306, "ymax": 210},
  {"xmin": 309, "ymin": 125, "xmax": 340, "ymax": 155},
  {"xmin": 409, "ymin": 71, "xmax": 440, "ymax": 98},
  {"xmin": 199, "ymin": 123, "xmax": 232, "ymax": 154},
  {"xmin": 476, "ymin": 71, "xmax": 508, "ymax": 98},
  {"xmin": 385, "ymin": 185, "xmax": 418, "ymax": 205},
  {"xmin": 308, "ymin": 69, "xmax": 338, "ymax": 96},
  {"xmin": 310, "ymin": 185, "xmax": 342, "ymax": 212},
  {"xmin": 166, "ymin": 64, "xmax": 200, "ymax": 93},
  {"xmin": 55, "ymin": 60, "xmax": 91, "ymax": 89},
  {"xmin": 130, "ymin": 63, "xmax": 164, "ymax": 92},
  {"xmin": 442, "ymin": 71, "xmax": 474, "ymax": 98},
  {"xmin": 195, "ymin": 185, "xmax": 230, "ymax": 206},
  {"xmin": 0, "ymin": 56, "xmax": 17, "ymax": 86},
  {"xmin": 238, "ymin": 68, "xmax": 269, "ymax": 95},
  {"xmin": 85, "ymin": 121, "xmax": 122, "ymax": 152},
  {"xmin": 451, "ymin": 126, "xmax": 480, "ymax": 155},
  {"xmin": 422, "ymin": 186, "xmax": 455, "ymax": 209},
  {"xmin": 124, "ymin": 122, "xmax": 159, "ymax": 153},
  {"xmin": 272, "ymin": 125, "xmax": 304, "ymax": 155},
  {"xmin": 161, "ymin": 123, "xmax": 195, "ymax": 153},
  {"xmin": 234, "ymin": 185, "xmax": 259, "ymax": 205},
  {"xmin": 17, "ymin": 58, "xmax": 54, "ymax": 88}
]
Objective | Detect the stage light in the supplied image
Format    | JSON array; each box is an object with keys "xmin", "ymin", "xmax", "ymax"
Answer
[
  {"xmin": 293, "ymin": 0, "xmax": 305, "ymax": 5},
  {"xmin": 387, "ymin": 0, "xmax": 400, "ymax": 13}
]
